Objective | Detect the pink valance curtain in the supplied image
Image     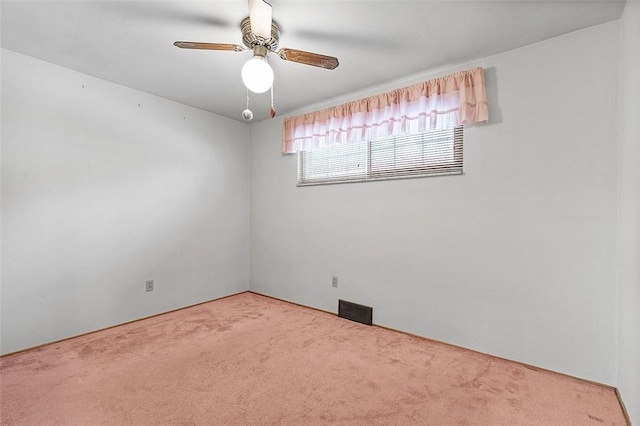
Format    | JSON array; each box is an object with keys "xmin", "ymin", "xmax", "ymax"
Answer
[{"xmin": 282, "ymin": 67, "xmax": 489, "ymax": 154}]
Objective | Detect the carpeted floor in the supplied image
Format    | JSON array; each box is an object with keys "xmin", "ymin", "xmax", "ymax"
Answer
[{"xmin": 0, "ymin": 292, "xmax": 627, "ymax": 425}]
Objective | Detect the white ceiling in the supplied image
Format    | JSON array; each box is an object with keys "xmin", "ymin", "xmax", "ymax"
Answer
[{"xmin": 1, "ymin": 0, "xmax": 626, "ymax": 123}]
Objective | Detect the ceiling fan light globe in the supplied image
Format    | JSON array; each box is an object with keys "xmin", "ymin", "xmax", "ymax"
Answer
[{"xmin": 242, "ymin": 56, "xmax": 274, "ymax": 94}]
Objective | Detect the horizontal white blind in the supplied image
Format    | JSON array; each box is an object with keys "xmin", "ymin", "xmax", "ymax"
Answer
[
  {"xmin": 298, "ymin": 126, "xmax": 462, "ymax": 185},
  {"xmin": 299, "ymin": 140, "xmax": 367, "ymax": 183}
]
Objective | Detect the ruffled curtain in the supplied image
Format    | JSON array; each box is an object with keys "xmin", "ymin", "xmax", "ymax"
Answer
[{"xmin": 282, "ymin": 67, "xmax": 489, "ymax": 154}]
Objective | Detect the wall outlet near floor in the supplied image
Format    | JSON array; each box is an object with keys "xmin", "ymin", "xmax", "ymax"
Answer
[
  {"xmin": 332, "ymin": 276, "xmax": 338, "ymax": 288},
  {"xmin": 146, "ymin": 280, "xmax": 154, "ymax": 292}
]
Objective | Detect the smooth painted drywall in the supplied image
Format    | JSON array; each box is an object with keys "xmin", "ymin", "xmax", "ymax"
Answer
[
  {"xmin": 1, "ymin": 49, "xmax": 250, "ymax": 354},
  {"xmin": 249, "ymin": 22, "xmax": 620, "ymax": 385},
  {"xmin": 617, "ymin": 2, "xmax": 640, "ymax": 422}
]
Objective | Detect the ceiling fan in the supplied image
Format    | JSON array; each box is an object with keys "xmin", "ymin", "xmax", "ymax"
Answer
[{"xmin": 174, "ymin": 0, "xmax": 339, "ymax": 98}]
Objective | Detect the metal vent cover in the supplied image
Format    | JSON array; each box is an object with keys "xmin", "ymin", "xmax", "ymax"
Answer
[{"xmin": 338, "ymin": 300, "xmax": 373, "ymax": 326}]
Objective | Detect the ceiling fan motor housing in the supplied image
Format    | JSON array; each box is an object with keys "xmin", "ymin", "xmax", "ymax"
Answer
[{"xmin": 241, "ymin": 17, "xmax": 280, "ymax": 51}]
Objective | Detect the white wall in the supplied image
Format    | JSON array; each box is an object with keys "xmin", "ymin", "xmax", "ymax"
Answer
[
  {"xmin": 1, "ymin": 49, "xmax": 250, "ymax": 354},
  {"xmin": 617, "ymin": 2, "xmax": 640, "ymax": 423},
  {"xmin": 249, "ymin": 22, "xmax": 620, "ymax": 385}
]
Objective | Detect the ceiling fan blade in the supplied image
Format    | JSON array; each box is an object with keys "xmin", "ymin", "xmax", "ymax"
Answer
[
  {"xmin": 173, "ymin": 41, "xmax": 245, "ymax": 52},
  {"xmin": 277, "ymin": 48, "xmax": 339, "ymax": 70},
  {"xmin": 248, "ymin": 0, "xmax": 272, "ymax": 39}
]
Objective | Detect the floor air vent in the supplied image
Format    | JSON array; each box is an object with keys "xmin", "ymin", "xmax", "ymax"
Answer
[{"xmin": 338, "ymin": 300, "xmax": 373, "ymax": 326}]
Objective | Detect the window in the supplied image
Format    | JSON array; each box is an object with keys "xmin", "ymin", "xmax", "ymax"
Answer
[{"xmin": 298, "ymin": 126, "xmax": 463, "ymax": 186}]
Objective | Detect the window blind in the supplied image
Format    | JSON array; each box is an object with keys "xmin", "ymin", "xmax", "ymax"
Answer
[{"xmin": 298, "ymin": 126, "xmax": 463, "ymax": 186}]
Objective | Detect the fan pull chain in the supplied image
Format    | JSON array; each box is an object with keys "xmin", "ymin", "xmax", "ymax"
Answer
[
  {"xmin": 270, "ymin": 85, "xmax": 276, "ymax": 118},
  {"xmin": 242, "ymin": 88, "xmax": 253, "ymax": 121}
]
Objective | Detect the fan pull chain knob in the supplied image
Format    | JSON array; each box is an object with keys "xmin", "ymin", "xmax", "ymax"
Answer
[{"xmin": 242, "ymin": 88, "xmax": 254, "ymax": 121}]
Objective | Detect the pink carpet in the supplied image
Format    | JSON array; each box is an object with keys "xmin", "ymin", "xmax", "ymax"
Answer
[{"xmin": 0, "ymin": 292, "xmax": 627, "ymax": 425}]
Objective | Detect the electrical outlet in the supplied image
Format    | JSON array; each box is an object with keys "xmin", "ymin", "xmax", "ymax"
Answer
[
  {"xmin": 332, "ymin": 276, "xmax": 338, "ymax": 288},
  {"xmin": 146, "ymin": 280, "xmax": 154, "ymax": 292}
]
